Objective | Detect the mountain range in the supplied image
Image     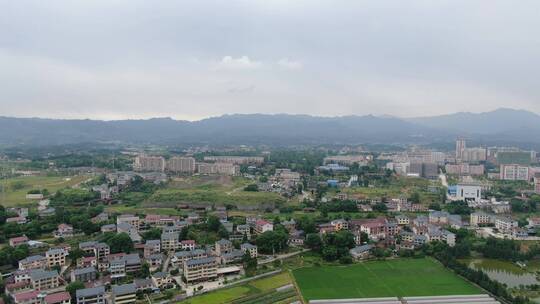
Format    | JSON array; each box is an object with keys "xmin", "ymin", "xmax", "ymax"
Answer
[{"xmin": 1, "ymin": 108, "xmax": 539, "ymax": 147}]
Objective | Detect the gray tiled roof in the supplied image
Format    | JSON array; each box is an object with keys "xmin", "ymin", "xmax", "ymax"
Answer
[
  {"xmin": 77, "ymin": 286, "xmax": 105, "ymax": 298},
  {"xmin": 73, "ymin": 266, "xmax": 96, "ymax": 276},
  {"xmin": 186, "ymin": 257, "xmax": 216, "ymax": 266},
  {"xmin": 112, "ymin": 283, "xmax": 136, "ymax": 296},
  {"xmin": 30, "ymin": 269, "xmax": 58, "ymax": 281}
]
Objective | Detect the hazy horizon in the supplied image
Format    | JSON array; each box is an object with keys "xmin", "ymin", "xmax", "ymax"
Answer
[
  {"xmin": 2, "ymin": 1, "xmax": 540, "ymax": 120},
  {"xmin": 0, "ymin": 107, "xmax": 536, "ymax": 122}
]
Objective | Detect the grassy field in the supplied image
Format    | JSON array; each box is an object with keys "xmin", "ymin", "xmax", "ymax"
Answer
[
  {"xmin": 180, "ymin": 272, "xmax": 297, "ymax": 304},
  {"xmin": 292, "ymin": 258, "xmax": 482, "ymax": 301},
  {"xmin": 0, "ymin": 175, "xmax": 90, "ymax": 206},
  {"xmin": 146, "ymin": 176, "xmax": 286, "ymax": 208}
]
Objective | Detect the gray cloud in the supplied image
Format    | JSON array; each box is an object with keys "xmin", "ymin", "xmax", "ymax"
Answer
[{"xmin": 0, "ymin": 0, "xmax": 540, "ymax": 120}]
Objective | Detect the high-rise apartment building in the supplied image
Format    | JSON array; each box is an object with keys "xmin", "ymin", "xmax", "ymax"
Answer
[
  {"xmin": 133, "ymin": 155, "xmax": 165, "ymax": 172},
  {"xmin": 456, "ymin": 138, "xmax": 466, "ymax": 160},
  {"xmin": 166, "ymin": 156, "xmax": 195, "ymax": 174}
]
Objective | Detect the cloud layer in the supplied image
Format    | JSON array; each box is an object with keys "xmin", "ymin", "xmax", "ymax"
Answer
[{"xmin": 1, "ymin": 0, "xmax": 540, "ymax": 120}]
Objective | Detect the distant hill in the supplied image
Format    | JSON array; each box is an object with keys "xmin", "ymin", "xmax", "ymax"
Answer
[
  {"xmin": 408, "ymin": 108, "xmax": 540, "ymax": 145},
  {"xmin": 2, "ymin": 108, "xmax": 540, "ymax": 147},
  {"xmin": 0, "ymin": 114, "xmax": 445, "ymax": 146}
]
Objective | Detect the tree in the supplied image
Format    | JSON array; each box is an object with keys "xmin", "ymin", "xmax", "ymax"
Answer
[
  {"xmin": 143, "ymin": 228, "xmax": 162, "ymax": 241},
  {"xmin": 67, "ymin": 281, "xmax": 85, "ymax": 299},
  {"xmin": 207, "ymin": 215, "xmax": 222, "ymax": 232},
  {"xmin": 409, "ymin": 192, "xmax": 421, "ymax": 204},
  {"xmin": 242, "ymin": 252, "xmax": 257, "ymax": 277},
  {"xmin": 373, "ymin": 202, "xmax": 387, "ymax": 213},
  {"xmin": 256, "ymin": 230, "xmax": 288, "ymax": 254},
  {"xmin": 68, "ymin": 248, "xmax": 86, "ymax": 265},
  {"xmin": 244, "ymin": 184, "xmax": 259, "ymax": 192},
  {"xmin": 429, "ymin": 202, "xmax": 441, "ymax": 211},
  {"xmin": 139, "ymin": 263, "xmax": 150, "ymax": 278},
  {"xmin": 322, "ymin": 246, "xmax": 338, "ymax": 261},
  {"xmin": 305, "ymin": 234, "xmax": 323, "ymax": 252},
  {"xmin": 107, "ymin": 233, "xmax": 134, "ymax": 253}
]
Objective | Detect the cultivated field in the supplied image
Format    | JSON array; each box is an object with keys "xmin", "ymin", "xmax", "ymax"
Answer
[
  {"xmin": 292, "ymin": 258, "xmax": 482, "ymax": 301},
  {"xmin": 180, "ymin": 272, "xmax": 298, "ymax": 304},
  {"xmin": 0, "ymin": 175, "xmax": 90, "ymax": 206}
]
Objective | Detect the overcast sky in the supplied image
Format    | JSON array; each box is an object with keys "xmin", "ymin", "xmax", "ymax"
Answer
[{"xmin": 1, "ymin": 0, "xmax": 540, "ymax": 120}]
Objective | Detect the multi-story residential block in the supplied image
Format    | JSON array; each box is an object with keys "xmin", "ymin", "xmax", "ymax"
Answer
[
  {"xmin": 29, "ymin": 269, "xmax": 60, "ymax": 291},
  {"xmin": 203, "ymin": 156, "xmax": 264, "ymax": 165},
  {"xmin": 236, "ymin": 224, "xmax": 251, "ymax": 238},
  {"xmin": 254, "ymin": 219, "xmax": 273, "ymax": 234},
  {"xmin": 428, "ymin": 211, "xmax": 450, "ymax": 225},
  {"xmin": 445, "ymin": 163, "xmax": 485, "ymax": 176},
  {"xmin": 151, "ymin": 272, "xmax": 174, "ymax": 289},
  {"xmin": 44, "ymin": 292, "xmax": 71, "ymax": 304},
  {"xmin": 500, "ymin": 164, "xmax": 530, "ymax": 181},
  {"xmin": 18, "ymin": 255, "xmax": 47, "ymax": 270},
  {"xmin": 240, "ymin": 243, "xmax": 258, "ymax": 258},
  {"xmin": 215, "ymin": 239, "xmax": 233, "ymax": 256},
  {"xmin": 116, "ymin": 214, "xmax": 140, "ymax": 231},
  {"xmin": 13, "ymin": 290, "xmax": 41, "ymax": 304},
  {"xmin": 133, "ymin": 155, "xmax": 165, "ymax": 172},
  {"xmin": 143, "ymin": 240, "xmax": 161, "ymax": 258},
  {"xmin": 166, "ymin": 156, "xmax": 196, "ymax": 174},
  {"xmin": 220, "ymin": 249, "xmax": 244, "ymax": 265},
  {"xmin": 408, "ymin": 162, "xmax": 438, "ymax": 179},
  {"xmin": 76, "ymin": 286, "xmax": 106, "ymax": 304},
  {"xmin": 146, "ymin": 253, "xmax": 164, "ymax": 270},
  {"xmin": 183, "ymin": 257, "xmax": 218, "ymax": 283},
  {"xmin": 395, "ymin": 215, "xmax": 410, "ymax": 225},
  {"xmin": 330, "ymin": 219, "xmax": 349, "ymax": 231},
  {"xmin": 45, "ymin": 248, "xmax": 67, "ymax": 268},
  {"xmin": 196, "ymin": 162, "xmax": 239, "ymax": 175},
  {"xmin": 108, "ymin": 254, "xmax": 141, "ymax": 279},
  {"xmin": 111, "ymin": 283, "xmax": 137, "ymax": 304},
  {"xmin": 160, "ymin": 232, "xmax": 179, "ymax": 251},
  {"xmin": 71, "ymin": 267, "xmax": 97, "ymax": 282},
  {"xmin": 535, "ymin": 175, "xmax": 540, "ymax": 194},
  {"xmin": 461, "ymin": 148, "xmax": 487, "ymax": 162},
  {"xmin": 144, "ymin": 214, "xmax": 178, "ymax": 227},
  {"xmin": 171, "ymin": 249, "xmax": 207, "ymax": 268},
  {"xmin": 495, "ymin": 217, "xmax": 518, "ymax": 233},
  {"xmin": 323, "ymin": 155, "xmax": 371, "ymax": 166},
  {"xmin": 180, "ymin": 240, "xmax": 196, "ymax": 251}
]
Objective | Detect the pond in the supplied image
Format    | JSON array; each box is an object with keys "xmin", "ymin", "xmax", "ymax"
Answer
[{"xmin": 465, "ymin": 258, "xmax": 539, "ymax": 288}]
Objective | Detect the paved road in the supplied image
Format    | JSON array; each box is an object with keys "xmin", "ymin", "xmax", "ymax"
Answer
[
  {"xmin": 162, "ymin": 253, "xmax": 172, "ymax": 273},
  {"xmin": 259, "ymin": 249, "xmax": 310, "ymax": 265}
]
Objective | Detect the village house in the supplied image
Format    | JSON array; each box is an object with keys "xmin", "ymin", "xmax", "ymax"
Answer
[
  {"xmin": 350, "ymin": 244, "xmax": 373, "ymax": 260},
  {"xmin": 151, "ymin": 272, "xmax": 174, "ymax": 289},
  {"xmin": 215, "ymin": 239, "xmax": 233, "ymax": 256},
  {"xmin": 240, "ymin": 243, "xmax": 258, "ymax": 258},
  {"xmin": 10, "ymin": 235, "xmax": 29, "ymax": 247},
  {"xmin": 44, "ymin": 292, "xmax": 71, "ymax": 304},
  {"xmin": 183, "ymin": 257, "xmax": 219, "ymax": 283},
  {"xmin": 29, "ymin": 269, "xmax": 60, "ymax": 291},
  {"xmin": 111, "ymin": 283, "xmax": 137, "ymax": 304},
  {"xmin": 70, "ymin": 267, "xmax": 97, "ymax": 282},
  {"xmin": 254, "ymin": 219, "xmax": 273, "ymax": 234},
  {"xmin": 45, "ymin": 248, "xmax": 67, "ymax": 268},
  {"xmin": 18, "ymin": 255, "xmax": 47, "ymax": 270},
  {"xmin": 76, "ymin": 287, "xmax": 106, "ymax": 304}
]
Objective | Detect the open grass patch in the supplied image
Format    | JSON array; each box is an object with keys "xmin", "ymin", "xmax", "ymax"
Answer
[
  {"xmin": 292, "ymin": 258, "xmax": 482, "ymax": 301},
  {"xmin": 0, "ymin": 175, "xmax": 90, "ymax": 206}
]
